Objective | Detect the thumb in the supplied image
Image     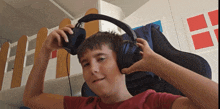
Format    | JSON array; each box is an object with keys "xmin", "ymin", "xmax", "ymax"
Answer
[
  {"xmin": 121, "ymin": 68, "xmax": 129, "ymax": 74},
  {"xmin": 121, "ymin": 61, "xmax": 142, "ymax": 74}
]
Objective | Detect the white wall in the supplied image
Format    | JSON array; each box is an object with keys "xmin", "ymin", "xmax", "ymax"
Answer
[
  {"xmin": 99, "ymin": 0, "xmax": 125, "ymax": 34},
  {"xmin": 122, "ymin": 0, "xmax": 181, "ymax": 50}
]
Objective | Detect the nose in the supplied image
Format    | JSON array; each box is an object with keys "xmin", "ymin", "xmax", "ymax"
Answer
[{"xmin": 90, "ymin": 62, "xmax": 99, "ymax": 75}]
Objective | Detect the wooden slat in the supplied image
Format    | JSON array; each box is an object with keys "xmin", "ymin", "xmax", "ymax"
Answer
[
  {"xmin": 11, "ymin": 35, "xmax": 27, "ymax": 88},
  {"xmin": 56, "ymin": 18, "xmax": 71, "ymax": 78},
  {"xmin": 84, "ymin": 8, "xmax": 99, "ymax": 39},
  {"xmin": 0, "ymin": 42, "xmax": 9, "ymax": 91},
  {"xmin": 34, "ymin": 27, "xmax": 48, "ymax": 64}
]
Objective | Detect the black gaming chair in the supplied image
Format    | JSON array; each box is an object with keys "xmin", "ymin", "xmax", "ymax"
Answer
[{"xmin": 81, "ymin": 24, "xmax": 212, "ymax": 97}]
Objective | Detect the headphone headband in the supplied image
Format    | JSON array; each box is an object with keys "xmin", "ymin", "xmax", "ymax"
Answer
[{"xmin": 77, "ymin": 14, "xmax": 137, "ymax": 42}]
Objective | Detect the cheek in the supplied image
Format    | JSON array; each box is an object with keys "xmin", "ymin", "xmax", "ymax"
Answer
[
  {"xmin": 83, "ymin": 71, "xmax": 90, "ymax": 82},
  {"xmin": 103, "ymin": 61, "xmax": 121, "ymax": 81},
  {"xmin": 104, "ymin": 58, "xmax": 119, "ymax": 70},
  {"xmin": 108, "ymin": 61, "xmax": 120, "ymax": 73}
]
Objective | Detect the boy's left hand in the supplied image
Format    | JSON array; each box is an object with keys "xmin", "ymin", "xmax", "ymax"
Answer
[{"xmin": 121, "ymin": 38, "xmax": 157, "ymax": 74}]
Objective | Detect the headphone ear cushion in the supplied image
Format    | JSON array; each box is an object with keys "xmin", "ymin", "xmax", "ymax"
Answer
[
  {"xmin": 69, "ymin": 28, "xmax": 86, "ymax": 55},
  {"xmin": 117, "ymin": 40, "xmax": 142, "ymax": 72}
]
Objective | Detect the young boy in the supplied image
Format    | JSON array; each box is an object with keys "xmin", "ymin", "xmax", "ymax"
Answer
[{"xmin": 23, "ymin": 24, "xmax": 218, "ymax": 109}]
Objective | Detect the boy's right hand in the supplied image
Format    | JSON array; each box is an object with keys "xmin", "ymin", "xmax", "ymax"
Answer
[{"xmin": 42, "ymin": 24, "xmax": 75, "ymax": 52}]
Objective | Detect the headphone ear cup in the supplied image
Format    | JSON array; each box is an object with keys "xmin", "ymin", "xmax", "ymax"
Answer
[
  {"xmin": 69, "ymin": 28, "xmax": 86, "ymax": 55},
  {"xmin": 117, "ymin": 40, "xmax": 142, "ymax": 72}
]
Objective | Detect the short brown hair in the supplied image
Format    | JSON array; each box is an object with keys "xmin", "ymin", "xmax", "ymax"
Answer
[{"xmin": 76, "ymin": 31, "xmax": 123, "ymax": 63}]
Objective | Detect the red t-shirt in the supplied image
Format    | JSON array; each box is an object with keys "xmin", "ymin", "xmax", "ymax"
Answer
[{"xmin": 64, "ymin": 89, "xmax": 182, "ymax": 109}]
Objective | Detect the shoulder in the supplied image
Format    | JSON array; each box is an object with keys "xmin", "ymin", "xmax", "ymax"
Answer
[
  {"xmin": 139, "ymin": 89, "xmax": 158, "ymax": 97},
  {"xmin": 148, "ymin": 90, "xmax": 182, "ymax": 101},
  {"xmin": 132, "ymin": 89, "xmax": 157, "ymax": 99},
  {"xmin": 142, "ymin": 90, "xmax": 182, "ymax": 109},
  {"xmin": 137, "ymin": 89, "xmax": 157, "ymax": 96}
]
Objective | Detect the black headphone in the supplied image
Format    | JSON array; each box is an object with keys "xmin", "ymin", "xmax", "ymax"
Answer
[{"xmin": 62, "ymin": 14, "xmax": 142, "ymax": 96}]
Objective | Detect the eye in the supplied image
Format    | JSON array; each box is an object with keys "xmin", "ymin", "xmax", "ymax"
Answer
[
  {"xmin": 83, "ymin": 63, "xmax": 89, "ymax": 67},
  {"xmin": 98, "ymin": 57, "xmax": 105, "ymax": 62}
]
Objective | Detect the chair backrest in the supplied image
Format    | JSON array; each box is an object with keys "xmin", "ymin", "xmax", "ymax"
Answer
[
  {"xmin": 151, "ymin": 27, "xmax": 212, "ymax": 79},
  {"xmin": 81, "ymin": 24, "xmax": 212, "ymax": 97}
]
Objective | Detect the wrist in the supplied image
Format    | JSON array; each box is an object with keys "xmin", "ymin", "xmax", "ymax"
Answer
[
  {"xmin": 149, "ymin": 53, "xmax": 176, "ymax": 77},
  {"xmin": 147, "ymin": 53, "xmax": 165, "ymax": 72},
  {"xmin": 42, "ymin": 42, "xmax": 53, "ymax": 53},
  {"xmin": 33, "ymin": 46, "xmax": 51, "ymax": 67},
  {"xmin": 40, "ymin": 46, "xmax": 52, "ymax": 56}
]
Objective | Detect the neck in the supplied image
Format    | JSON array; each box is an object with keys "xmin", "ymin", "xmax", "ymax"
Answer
[{"xmin": 100, "ymin": 83, "xmax": 133, "ymax": 104}]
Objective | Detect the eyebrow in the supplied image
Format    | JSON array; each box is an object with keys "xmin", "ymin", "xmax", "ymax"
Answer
[{"xmin": 80, "ymin": 53, "xmax": 107, "ymax": 64}]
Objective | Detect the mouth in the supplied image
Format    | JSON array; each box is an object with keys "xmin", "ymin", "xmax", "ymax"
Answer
[{"xmin": 93, "ymin": 77, "xmax": 105, "ymax": 83}]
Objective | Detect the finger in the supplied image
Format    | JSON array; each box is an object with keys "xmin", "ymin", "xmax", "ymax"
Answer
[
  {"xmin": 121, "ymin": 61, "xmax": 142, "ymax": 74},
  {"xmin": 140, "ymin": 51, "xmax": 144, "ymax": 56},
  {"xmin": 66, "ymin": 24, "xmax": 75, "ymax": 28},
  {"xmin": 136, "ymin": 43, "xmax": 144, "ymax": 49},
  {"xmin": 136, "ymin": 38, "xmax": 149, "ymax": 46},
  {"xmin": 57, "ymin": 29, "xmax": 69, "ymax": 43},
  {"xmin": 53, "ymin": 32, "xmax": 62, "ymax": 46},
  {"xmin": 137, "ymin": 38, "xmax": 151, "ymax": 49},
  {"xmin": 136, "ymin": 43, "xmax": 147, "ymax": 53},
  {"xmin": 62, "ymin": 26, "xmax": 73, "ymax": 35}
]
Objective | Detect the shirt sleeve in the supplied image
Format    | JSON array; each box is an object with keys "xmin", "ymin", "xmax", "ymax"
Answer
[{"xmin": 147, "ymin": 92, "xmax": 182, "ymax": 109}]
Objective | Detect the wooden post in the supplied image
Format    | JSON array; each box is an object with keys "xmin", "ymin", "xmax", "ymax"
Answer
[
  {"xmin": 56, "ymin": 18, "xmax": 71, "ymax": 78},
  {"xmin": 34, "ymin": 27, "xmax": 48, "ymax": 64},
  {"xmin": 0, "ymin": 42, "xmax": 9, "ymax": 91},
  {"xmin": 11, "ymin": 35, "xmax": 27, "ymax": 88},
  {"xmin": 84, "ymin": 8, "xmax": 99, "ymax": 39}
]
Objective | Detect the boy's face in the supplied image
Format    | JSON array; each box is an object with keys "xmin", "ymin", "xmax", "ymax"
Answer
[{"xmin": 80, "ymin": 44, "xmax": 124, "ymax": 97}]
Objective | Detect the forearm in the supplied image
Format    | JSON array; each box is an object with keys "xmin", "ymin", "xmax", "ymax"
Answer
[
  {"xmin": 150, "ymin": 54, "xmax": 218, "ymax": 109},
  {"xmin": 23, "ymin": 47, "xmax": 51, "ymax": 102}
]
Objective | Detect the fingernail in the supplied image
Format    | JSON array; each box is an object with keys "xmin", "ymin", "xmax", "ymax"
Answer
[
  {"xmin": 66, "ymin": 38, "xmax": 69, "ymax": 42},
  {"xmin": 70, "ymin": 31, "xmax": 73, "ymax": 34}
]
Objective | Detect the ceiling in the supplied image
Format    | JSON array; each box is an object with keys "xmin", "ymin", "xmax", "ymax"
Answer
[{"xmin": 0, "ymin": 0, "xmax": 149, "ymax": 47}]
